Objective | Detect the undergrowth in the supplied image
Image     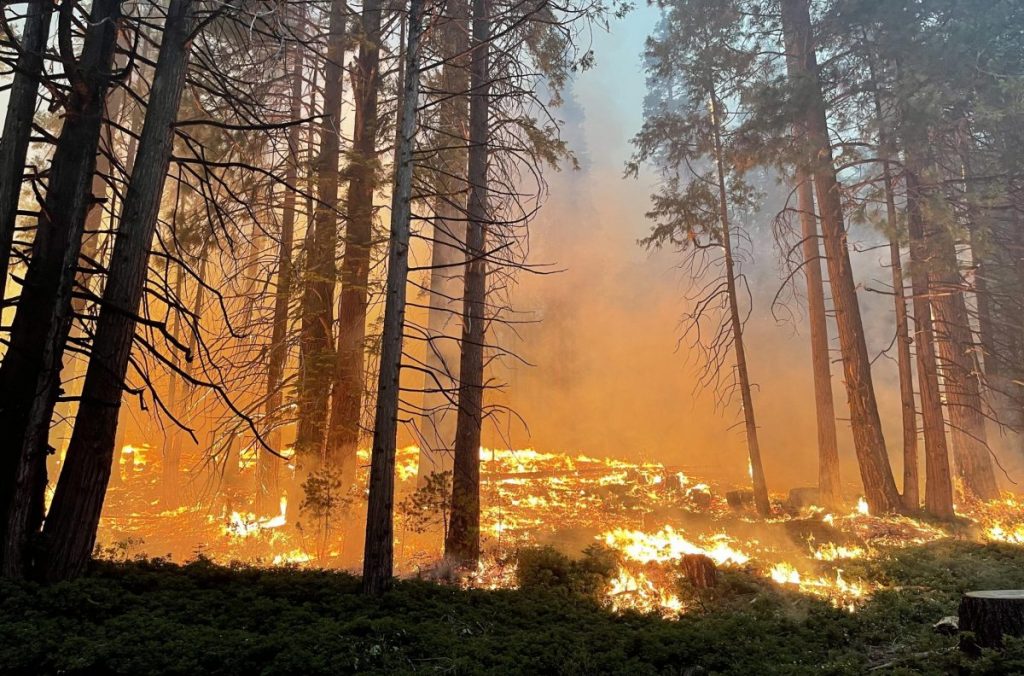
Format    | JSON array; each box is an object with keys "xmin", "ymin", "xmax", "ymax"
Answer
[{"xmin": 1, "ymin": 541, "xmax": 1023, "ymax": 674}]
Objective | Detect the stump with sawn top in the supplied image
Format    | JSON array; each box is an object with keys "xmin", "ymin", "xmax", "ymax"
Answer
[{"xmin": 959, "ymin": 590, "xmax": 1024, "ymax": 650}]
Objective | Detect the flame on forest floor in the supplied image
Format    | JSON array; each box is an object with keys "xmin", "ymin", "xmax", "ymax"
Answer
[{"xmin": 97, "ymin": 443, "xmax": 1024, "ymax": 617}]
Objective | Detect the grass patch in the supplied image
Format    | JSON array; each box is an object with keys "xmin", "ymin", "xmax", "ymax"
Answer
[{"xmin": 2, "ymin": 541, "xmax": 1024, "ymax": 674}]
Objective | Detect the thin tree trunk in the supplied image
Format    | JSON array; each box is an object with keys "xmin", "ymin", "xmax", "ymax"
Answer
[
  {"xmin": 0, "ymin": 0, "xmax": 53, "ymax": 304},
  {"xmin": 295, "ymin": 1, "xmax": 346, "ymax": 471},
  {"xmin": 904, "ymin": 164, "xmax": 955, "ymax": 519},
  {"xmin": 795, "ymin": 175, "xmax": 841, "ymax": 507},
  {"xmin": 0, "ymin": 0, "xmax": 123, "ymax": 579},
  {"xmin": 710, "ymin": 87, "xmax": 770, "ymax": 517},
  {"xmin": 362, "ymin": 0, "xmax": 425, "ymax": 596},
  {"xmin": 872, "ymin": 82, "xmax": 919, "ymax": 509},
  {"xmin": 445, "ymin": 0, "xmax": 491, "ymax": 565},
  {"xmin": 37, "ymin": 0, "xmax": 195, "ymax": 582},
  {"xmin": 779, "ymin": 0, "xmax": 902, "ymax": 513},
  {"xmin": 259, "ymin": 34, "xmax": 305, "ymax": 514},
  {"xmin": 330, "ymin": 0, "xmax": 384, "ymax": 475},
  {"xmin": 417, "ymin": 0, "xmax": 470, "ymax": 482}
]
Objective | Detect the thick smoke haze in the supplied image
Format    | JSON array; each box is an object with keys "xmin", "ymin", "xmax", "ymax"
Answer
[{"xmin": 482, "ymin": 8, "xmax": 965, "ymax": 495}]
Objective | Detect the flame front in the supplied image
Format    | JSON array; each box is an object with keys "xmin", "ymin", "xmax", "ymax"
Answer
[{"xmin": 97, "ymin": 444, "xmax": 1024, "ymax": 617}]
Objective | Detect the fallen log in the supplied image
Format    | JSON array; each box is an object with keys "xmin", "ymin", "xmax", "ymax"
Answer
[{"xmin": 959, "ymin": 590, "xmax": 1024, "ymax": 650}]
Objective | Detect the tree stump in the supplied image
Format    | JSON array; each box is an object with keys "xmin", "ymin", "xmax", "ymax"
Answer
[
  {"xmin": 959, "ymin": 590, "xmax": 1024, "ymax": 650},
  {"xmin": 680, "ymin": 554, "xmax": 717, "ymax": 589},
  {"xmin": 786, "ymin": 487, "xmax": 820, "ymax": 511},
  {"xmin": 725, "ymin": 489, "xmax": 754, "ymax": 511}
]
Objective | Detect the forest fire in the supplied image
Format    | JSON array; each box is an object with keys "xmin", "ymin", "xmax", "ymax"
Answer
[{"xmin": 96, "ymin": 444, "xmax": 1024, "ymax": 617}]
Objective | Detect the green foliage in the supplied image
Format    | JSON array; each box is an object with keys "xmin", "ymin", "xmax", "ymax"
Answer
[
  {"xmin": 515, "ymin": 544, "xmax": 618, "ymax": 600},
  {"xmin": 3, "ymin": 542, "xmax": 1024, "ymax": 674},
  {"xmin": 397, "ymin": 470, "xmax": 453, "ymax": 539}
]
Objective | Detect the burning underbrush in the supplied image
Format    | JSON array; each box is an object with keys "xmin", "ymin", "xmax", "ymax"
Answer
[{"xmin": 95, "ymin": 446, "xmax": 1024, "ymax": 617}]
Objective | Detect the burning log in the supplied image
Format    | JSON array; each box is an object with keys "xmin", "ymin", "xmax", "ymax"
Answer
[
  {"xmin": 959, "ymin": 590, "xmax": 1024, "ymax": 650},
  {"xmin": 680, "ymin": 553, "xmax": 717, "ymax": 589}
]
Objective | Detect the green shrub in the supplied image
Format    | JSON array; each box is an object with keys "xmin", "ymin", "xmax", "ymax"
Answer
[{"xmin": 515, "ymin": 544, "xmax": 617, "ymax": 600}]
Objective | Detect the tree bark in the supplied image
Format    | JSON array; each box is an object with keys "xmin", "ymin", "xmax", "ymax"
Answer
[
  {"xmin": 36, "ymin": 0, "xmax": 195, "ymax": 583},
  {"xmin": 930, "ymin": 224, "xmax": 1000, "ymax": 500},
  {"xmin": 709, "ymin": 86, "xmax": 770, "ymax": 517},
  {"xmin": 0, "ymin": 0, "xmax": 123, "ymax": 579},
  {"xmin": 362, "ymin": 0, "xmax": 425, "ymax": 596},
  {"xmin": 295, "ymin": 0, "xmax": 346, "ymax": 471},
  {"xmin": 0, "ymin": 0, "xmax": 53, "ymax": 304},
  {"xmin": 779, "ymin": 0, "xmax": 902, "ymax": 513},
  {"xmin": 329, "ymin": 0, "xmax": 384, "ymax": 475},
  {"xmin": 904, "ymin": 164, "xmax": 955, "ymax": 519},
  {"xmin": 973, "ymin": 204, "xmax": 1024, "ymax": 464},
  {"xmin": 873, "ymin": 84, "xmax": 919, "ymax": 510},
  {"xmin": 417, "ymin": 0, "xmax": 471, "ymax": 483},
  {"xmin": 959, "ymin": 590, "xmax": 1024, "ymax": 650},
  {"xmin": 444, "ymin": 0, "xmax": 491, "ymax": 566},
  {"xmin": 796, "ymin": 175, "xmax": 840, "ymax": 508}
]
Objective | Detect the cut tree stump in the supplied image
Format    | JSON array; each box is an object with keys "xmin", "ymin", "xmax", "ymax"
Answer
[
  {"xmin": 725, "ymin": 489, "xmax": 754, "ymax": 511},
  {"xmin": 958, "ymin": 590, "xmax": 1024, "ymax": 650},
  {"xmin": 680, "ymin": 554, "xmax": 717, "ymax": 589},
  {"xmin": 786, "ymin": 487, "xmax": 820, "ymax": 511}
]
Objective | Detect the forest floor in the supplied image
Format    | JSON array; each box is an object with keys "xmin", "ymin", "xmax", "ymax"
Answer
[{"xmin": 2, "ymin": 540, "xmax": 1024, "ymax": 675}]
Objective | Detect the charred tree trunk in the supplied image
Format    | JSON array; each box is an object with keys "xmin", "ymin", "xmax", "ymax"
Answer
[
  {"xmin": 417, "ymin": 0, "xmax": 470, "ymax": 482},
  {"xmin": 796, "ymin": 175, "xmax": 840, "ymax": 508},
  {"xmin": 904, "ymin": 164, "xmax": 955, "ymax": 519},
  {"xmin": 0, "ymin": 0, "xmax": 53, "ymax": 304},
  {"xmin": 362, "ymin": 0, "xmax": 425, "ymax": 596},
  {"xmin": 779, "ymin": 0, "xmax": 902, "ymax": 513},
  {"xmin": 0, "ymin": 0, "xmax": 123, "ymax": 579},
  {"xmin": 295, "ymin": 1, "xmax": 346, "ymax": 472},
  {"xmin": 444, "ymin": 0, "xmax": 490, "ymax": 566},
  {"xmin": 329, "ymin": 0, "xmax": 383, "ymax": 475},
  {"xmin": 259, "ymin": 35, "xmax": 306, "ymax": 514},
  {"xmin": 36, "ymin": 0, "xmax": 195, "ymax": 582}
]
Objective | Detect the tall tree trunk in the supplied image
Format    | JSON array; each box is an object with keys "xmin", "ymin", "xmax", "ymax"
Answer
[
  {"xmin": 417, "ymin": 0, "xmax": 470, "ymax": 482},
  {"xmin": 904, "ymin": 164, "xmax": 955, "ymax": 518},
  {"xmin": 259, "ymin": 34, "xmax": 305, "ymax": 514},
  {"xmin": 295, "ymin": 1, "xmax": 346, "ymax": 472},
  {"xmin": 329, "ymin": 0, "xmax": 384, "ymax": 475},
  {"xmin": 0, "ymin": 0, "xmax": 123, "ymax": 579},
  {"xmin": 930, "ymin": 227, "xmax": 1000, "ymax": 500},
  {"xmin": 873, "ymin": 83, "xmax": 919, "ymax": 509},
  {"xmin": 37, "ymin": 0, "xmax": 195, "ymax": 582},
  {"xmin": 710, "ymin": 86, "xmax": 770, "ymax": 517},
  {"xmin": 445, "ymin": 0, "xmax": 491, "ymax": 565},
  {"xmin": 973, "ymin": 202, "xmax": 1024, "ymax": 463},
  {"xmin": 796, "ymin": 175, "xmax": 841, "ymax": 507},
  {"xmin": 362, "ymin": 0, "xmax": 425, "ymax": 595},
  {"xmin": 0, "ymin": 0, "xmax": 53, "ymax": 304},
  {"xmin": 779, "ymin": 0, "xmax": 902, "ymax": 513}
]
